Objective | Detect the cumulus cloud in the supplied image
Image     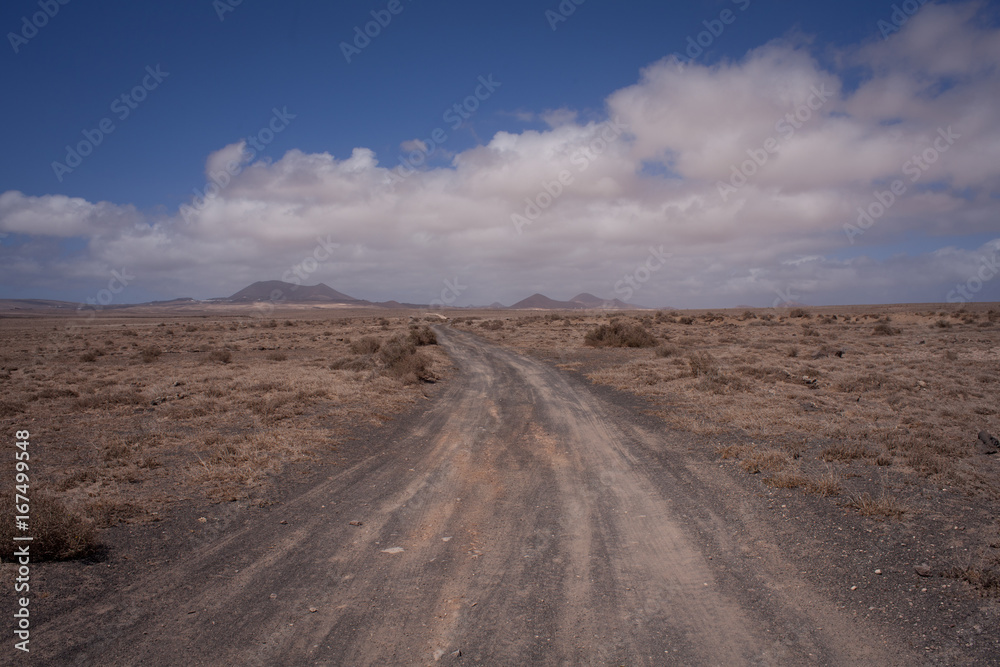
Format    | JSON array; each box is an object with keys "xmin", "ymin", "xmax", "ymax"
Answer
[{"xmin": 1, "ymin": 1, "xmax": 998, "ymax": 307}]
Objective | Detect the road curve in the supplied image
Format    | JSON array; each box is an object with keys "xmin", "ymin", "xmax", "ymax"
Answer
[{"xmin": 38, "ymin": 326, "xmax": 919, "ymax": 665}]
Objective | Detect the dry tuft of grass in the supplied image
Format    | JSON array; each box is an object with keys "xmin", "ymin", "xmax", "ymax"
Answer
[
  {"xmin": 584, "ymin": 321, "xmax": 657, "ymax": 348},
  {"xmin": 0, "ymin": 489, "xmax": 99, "ymax": 560},
  {"xmin": 845, "ymin": 490, "xmax": 909, "ymax": 518}
]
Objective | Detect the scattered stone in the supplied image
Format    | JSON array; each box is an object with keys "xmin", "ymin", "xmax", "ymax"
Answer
[
  {"xmin": 850, "ymin": 585, "xmax": 857, "ymax": 591},
  {"xmin": 915, "ymin": 563, "xmax": 933, "ymax": 577},
  {"xmin": 382, "ymin": 547, "xmax": 404, "ymax": 554},
  {"xmin": 309, "ymin": 607, "xmax": 318, "ymax": 613},
  {"xmin": 977, "ymin": 431, "xmax": 999, "ymax": 454},
  {"xmin": 280, "ymin": 520, "xmax": 288, "ymax": 525},
  {"xmin": 197, "ymin": 517, "xmax": 207, "ymax": 523},
  {"xmin": 875, "ymin": 569, "xmax": 882, "ymax": 575},
  {"xmin": 349, "ymin": 520, "xmax": 363, "ymax": 526},
  {"xmin": 451, "ymin": 649, "xmax": 462, "ymax": 657},
  {"xmin": 269, "ymin": 593, "xmax": 277, "ymax": 599}
]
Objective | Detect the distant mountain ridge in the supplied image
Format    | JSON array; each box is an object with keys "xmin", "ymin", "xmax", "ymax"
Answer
[
  {"xmin": 506, "ymin": 292, "xmax": 646, "ymax": 310},
  {"xmin": 223, "ymin": 280, "xmax": 365, "ymax": 304}
]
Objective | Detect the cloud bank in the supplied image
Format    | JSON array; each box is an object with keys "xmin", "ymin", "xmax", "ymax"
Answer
[{"xmin": 2, "ymin": 2, "xmax": 999, "ymax": 307}]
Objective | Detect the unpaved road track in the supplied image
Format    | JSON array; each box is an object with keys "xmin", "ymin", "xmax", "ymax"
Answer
[{"xmin": 37, "ymin": 327, "xmax": 920, "ymax": 665}]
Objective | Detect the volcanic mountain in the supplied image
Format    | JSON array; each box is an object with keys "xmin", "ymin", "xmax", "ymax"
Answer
[
  {"xmin": 222, "ymin": 281, "xmax": 366, "ymax": 304},
  {"xmin": 506, "ymin": 292, "xmax": 646, "ymax": 310}
]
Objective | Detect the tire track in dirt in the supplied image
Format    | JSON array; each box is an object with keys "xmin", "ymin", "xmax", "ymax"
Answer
[{"xmin": 35, "ymin": 326, "xmax": 919, "ymax": 665}]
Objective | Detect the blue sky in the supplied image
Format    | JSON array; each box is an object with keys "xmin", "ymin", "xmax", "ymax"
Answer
[{"xmin": 2, "ymin": 0, "xmax": 999, "ymax": 307}]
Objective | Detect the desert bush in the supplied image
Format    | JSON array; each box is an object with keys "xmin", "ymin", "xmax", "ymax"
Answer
[
  {"xmin": 207, "ymin": 348, "xmax": 232, "ymax": 364},
  {"xmin": 687, "ymin": 351, "xmax": 717, "ymax": 377},
  {"xmin": 584, "ymin": 321, "xmax": 657, "ymax": 348},
  {"xmin": 765, "ymin": 470, "xmax": 808, "ymax": 489},
  {"xmin": 934, "ymin": 319, "xmax": 953, "ymax": 329},
  {"xmin": 80, "ymin": 350, "xmax": 99, "ymax": 363},
  {"xmin": 0, "ymin": 400, "xmax": 25, "ymax": 417},
  {"xmin": 185, "ymin": 324, "xmax": 199, "ymax": 332},
  {"xmin": 872, "ymin": 323, "xmax": 899, "ymax": 336},
  {"xmin": 74, "ymin": 389, "xmax": 146, "ymax": 410},
  {"xmin": 378, "ymin": 336, "xmax": 432, "ymax": 384},
  {"xmin": 408, "ymin": 325, "xmax": 438, "ymax": 346},
  {"xmin": 139, "ymin": 345, "xmax": 163, "ymax": 363},
  {"xmin": 677, "ymin": 316, "xmax": 694, "ymax": 325},
  {"xmin": 655, "ymin": 344, "xmax": 679, "ymax": 358},
  {"xmin": 789, "ymin": 308, "xmax": 810, "ymax": 318},
  {"xmin": 266, "ymin": 351, "xmax": 288, "ymax": 361},
  {"xmin": 845, "ymin": 491, "xmax": 908, "ymax": 518},
  {"xmin": 820, "ymin": 441, "xmax": 876, "ymax": 462},
  {"xmin": 480, "ymin": 320, "xmax": 504, "ymax": 331},
  {"xmin": 350, "ymin": 337, "xmax": 381, "ymax": 354},
  {"xmin": 0, "ymin": 490, "xmax": 99, "ymax": 560},
  {"xmin": 329, "ymin": 356, "xmax": 374, "ymax": 372},
  {"xmin": 787, "ymin": 346, "xmax": 799, "ymax": 358},
  {"xmin": 805, "ymin": 470, "xmax": 841, "ymax": 497}
]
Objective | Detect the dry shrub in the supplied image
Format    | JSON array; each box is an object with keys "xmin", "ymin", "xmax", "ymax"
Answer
[
  {"xmin": 207, "ymin": 348, "xmax": 232, "ymax": 364},
  {"xmin": 74, "ymin": 388, "xmax": 146, "ymax": 410},
  {"xmin": 139, "ymin": 345, "xmax": 162, "ymax": 363},
  {"xmin": 584, "ymin": 321, "xmax": 657, "ymax": 348},
  {"xmin": 0, "ymin": 490, "xmax": 99, "ymax": 560},
  {"xmin": 845, "ymin": 491, "xmax": 908, "ymax": 518},
  {"xmin": 480, "ymin": 320, "xmax": 504, "ymax": 331},
  {"xmin": 872, "ymin": 323, "xmax": 900, "ymax": 336},
  {"xmin": 765, "ymin": 470, "xmax": 808, "ymax": 489},
  {"xmin": 378, "ymin": 336, "xmax": 433, "ymax": 384},
  {"xmin": 740, "ymin": 447, "xmax": 789, "ymax": 474},
  {"xmin": 717, "ymin": 443, "xmax": 753, "ymax": 460},
  {"xmin": 655, "ymin": 344, "xmax": 679, "ymax": 358},
  {"xmin": 789, "ymin": 308, "xmax": 811, "ymax": 318},
  {"xmin": 350, "ymin": 337, "xmax": 381, "ymax": 355},
  {"xmin": 266, "ymin": 351, "xmax": 288, "ymax": 361},
  {"xmin": 687, "ymin": 351, "xmax": 716, "ymax": 377},
  {"xmin": 329, "ymin": 355, "xmax": 374, "ymax": 372},
  {"xmin": 35, "ymin": 387, "xmax": 79, "ymax": 399},
  {"xmin": 408, "ymin": 325, "xmax": 438, "ymax": 346},
  {"xmin": 805, "ymin": 470, "xmax": 841, "ymax": 497},
  {"xmin": 0, "ymin": 399, "xmax": 25, "ymax": 417},
  {"xmin": 820, "ymin": 441, "xmax": 876, "ymax": 462},
  {"xmin": 80, "ymin": 350, "xmax": 99, "ymax": 362}
]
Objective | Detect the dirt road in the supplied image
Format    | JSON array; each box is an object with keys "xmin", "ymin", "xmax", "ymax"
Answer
[{"xmin": 36, "ymin": 327, "xmax": 921, "ymax": 665}]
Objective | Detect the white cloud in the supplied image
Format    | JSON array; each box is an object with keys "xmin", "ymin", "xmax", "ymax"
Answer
[{"xmin": 1, "ymin": 1, "xmax": 998, "ymax": 307}]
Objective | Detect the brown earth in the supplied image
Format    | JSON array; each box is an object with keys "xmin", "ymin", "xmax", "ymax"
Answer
[{"xmin": 1, "ymin": 306, "xmax": 999, "ymax": 664}]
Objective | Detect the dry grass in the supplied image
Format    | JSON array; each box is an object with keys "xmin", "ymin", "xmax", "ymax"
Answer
[
  {"xmin": 0, "ymin": 312, "xmax": 448, "ymax": 550},
  {"xmin": 844, "ymin": 490, "xmax": 909, "ymax": 518},
  {"xmin": 454, "ymin": 305, "xmax": 1000, "ymax": 506}
]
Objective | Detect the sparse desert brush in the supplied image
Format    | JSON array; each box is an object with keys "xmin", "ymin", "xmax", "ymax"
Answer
[
  {"xmin": 801, "ymin": 326, "xmax": 820, "ymax": 337},
  {"xmin": 266, "ymin": 351, "xmax": 288, "ymax": 361},
  {"xmin": 139, "ymin": 344, "xmax": 163, "ymax": 363},
  {"xmin": 820, "ymin": 441, "xmax": 876, "ymax": 462},
  {"xmin": 350, "ymin": 336, "xmax": 381, "ymax": 355},
  {"xmin": 480, "ymin": 319, "xmax": 504, "ymax": 331},
  {"xmin": 655, "ymin": 344, "xmax": 679, "ymax": 358},
  {"xmin": 765, "ymin": 470, "xmax": 808, "ymax": 489},
  {"xmin": 0, "ymin": 489, "xmax": 99, "ymax": 560},
  {"xmin": 677, "ymin": 316, "xmax": 694, "ymax": 325},
  {"xmin": 739, "ymin": 447, "xmax": 789, "ymax": 474},
  {"xmin": 74, "ymin": 388, "xmax": 146, "ymax": 410},
  {"xmin": 787, "ymin": 346, "xmax": 799, "ymax": 358},
  {"xmin": 0, "ymin": 399, "xmax": 25, "ymax": 417},
  {"xmin": 377, "ymin": 336, "xmax": 433, "ymax": 384},
  {"xmin": 584, "ymin": 321, "xmax": 657, "ymax": 348},
  {"xmin": 935, "ymin": 319, "xmax": 953, "ymax": 329},
  {"xmin": 408, "ymin": 325, "xmax": 438, "ymax": 346},
  {"xmin": 206, "ymin": 348, "xmax": 232, "ymax": 364},
  {"xmin": 80, "ymin": 350, "xmax": 99, "ymax": 362},
  {"xmin": 805, "ymin": 470, "xmax": 841, "ymax": 497},
  {"xmin": 872, "ymin": 323, "xmax": 900, "ymax": 336},
  {"xmin": 687, "ymin": 351, "xmax": 717, "ymax": 377},
  {"xmin": 845, "ymin": 490, "xmax": 908, "ymax": 518},
  {"xmin": 789, "ymin": 308, "xmax": 810, "ymax": 318}
]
